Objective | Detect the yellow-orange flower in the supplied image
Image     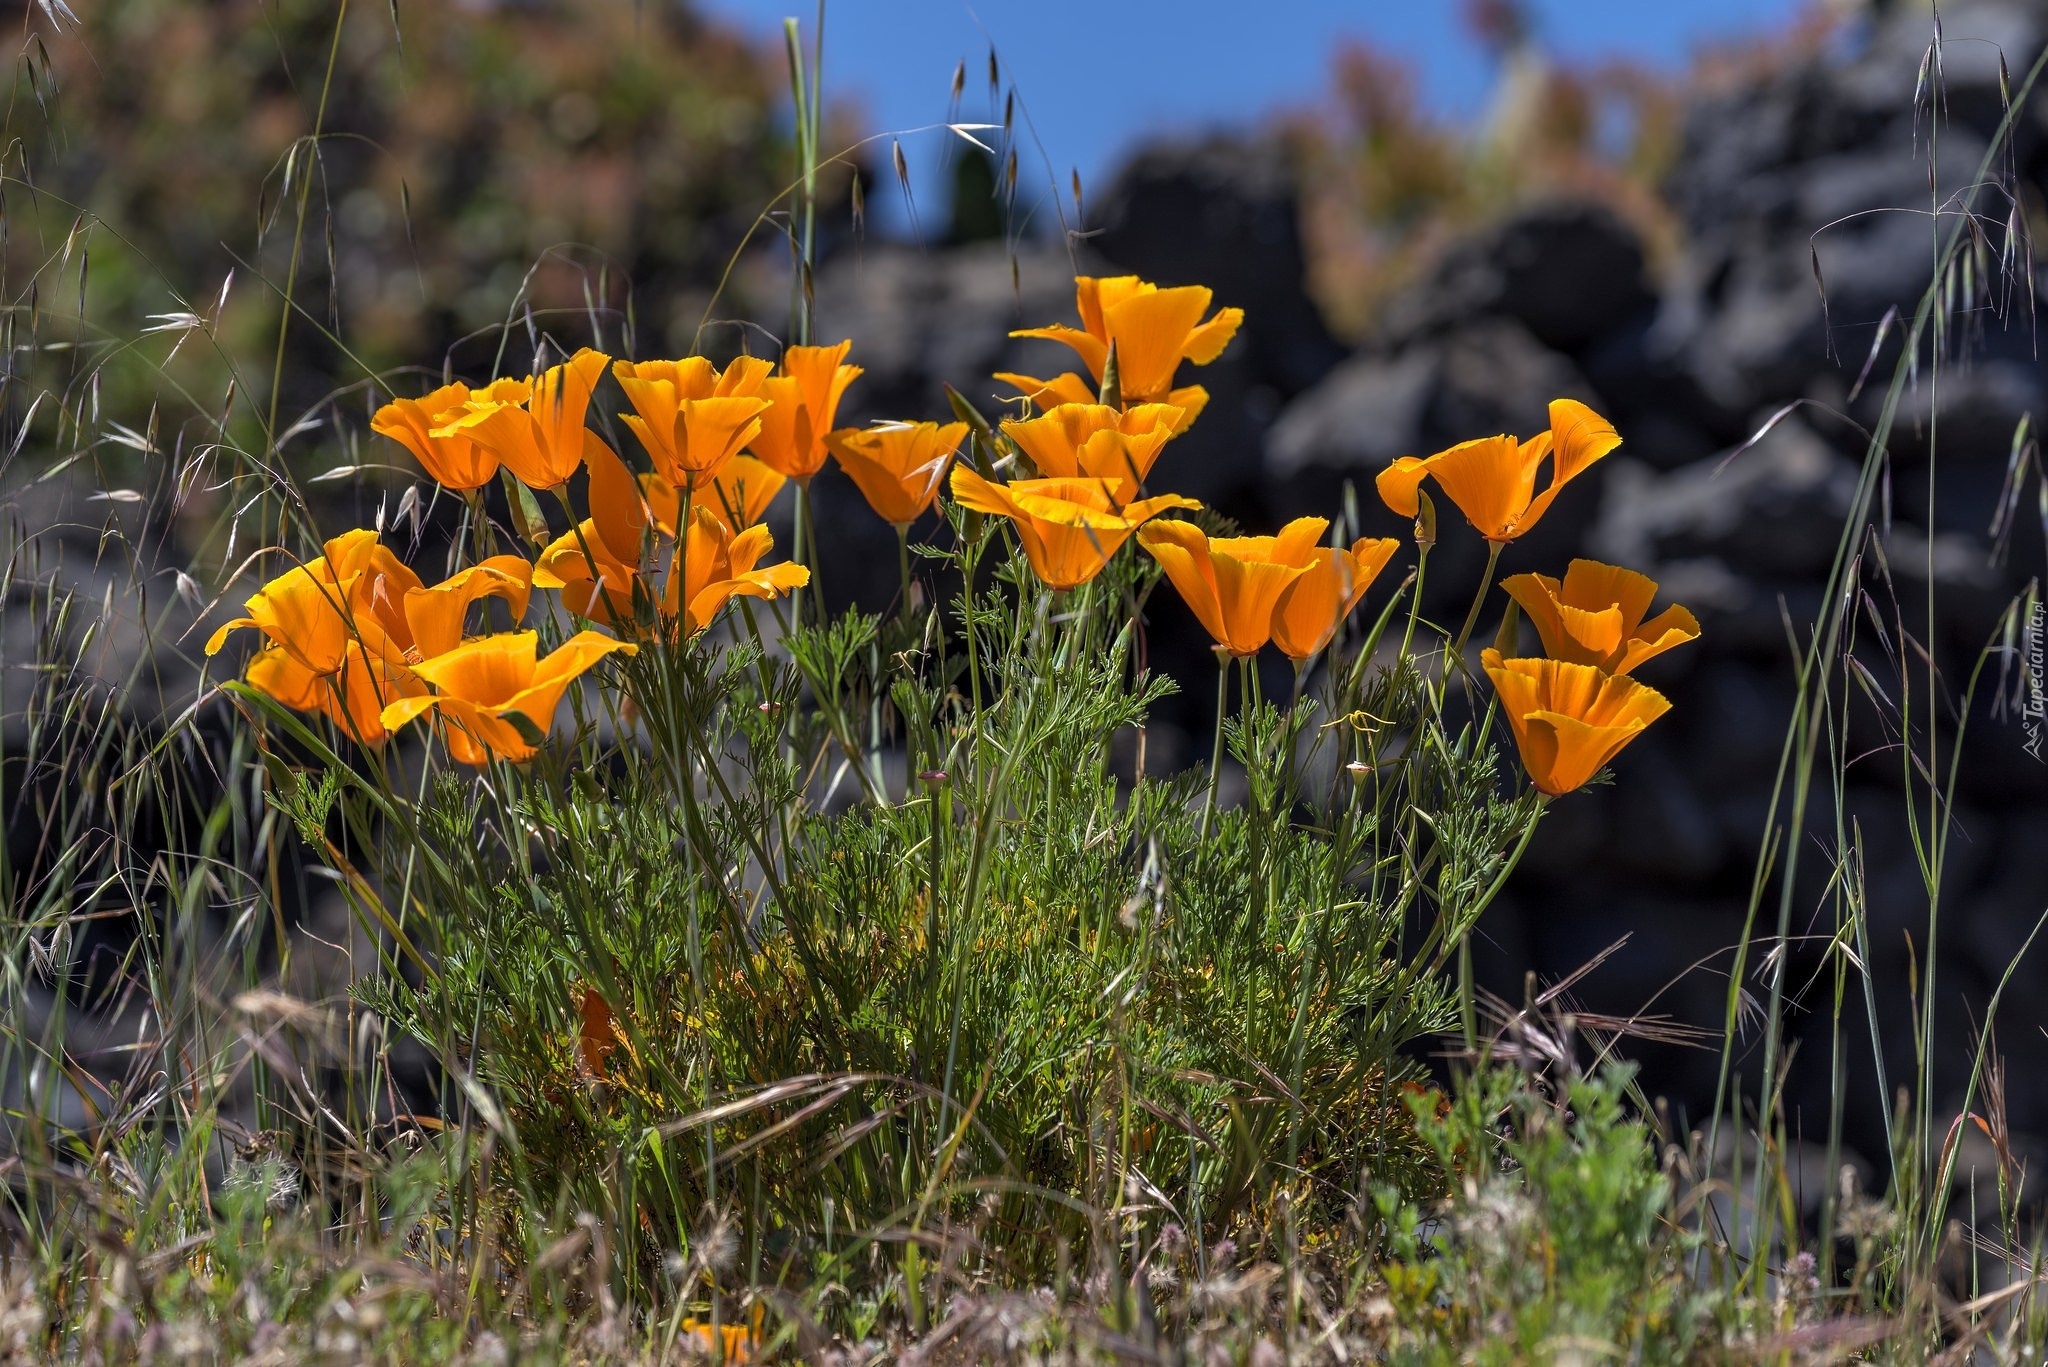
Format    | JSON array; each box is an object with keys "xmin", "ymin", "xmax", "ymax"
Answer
[
  {"xmin": 614, "ymin": 355, "xmax": 774, "ymax": 486},
  {"xmin": 1271, "ymin": 536, "xmax": 1402, "ymax": 661},
  {"xmin": 748, "ymin": 340, "xmax": 862, "ymax": 480},
  {"xmin": 1481, "ymin": 648, "xmax": 1670, "ymax": 797},
  {"xmin": 825, "ymin": 421, "xmax": 964, "ymax": 527},
  {"xmin": 381, "ymin": 630, "xmax": 635, "ymax": 765},
  {"xmin": 644, "ymin": 456, "xmax": 787, "ymax": 535},
  {"xmin": 245, "ymin": 641, "xmax": 419, "ymax": 747},
  {"xmin": 1500, "ymin": 559, "xmax": 1701, "ymax": 675},
  {"xmin": 949, "ymin": 467, "xmax": 1199, "ymax": 591},
  {"xmin": 435, "ymin": 349, "xmax": 610, "ymax": 491},
  {"xmin": 999, "ymin": 402, "xmax": 1184, "ymax": 487},
  {"xmin": 205, "ymin": 529, "xmax": 408, "ymax": 675},
  {"xmin": 534, "ymin": 434, "xmax": 656, "ymax": 630},
  {"xmin": 1138, "ymin": 517, "xmax": 1326, "ymax": 657},
  {"xmin": 671, "ymin": 505, "xmax": 810, "ymax": 636},
  {"xmin": 373, "ymin": 381, "xmax": 498, "ymax": 490},
  {"xmin": 1375, "ymin": 399, "xmax": 1620, "ymax": 543},
  {"xmin": 997, "ymin": 275, "xmax": 1242, "ymax": 428}
]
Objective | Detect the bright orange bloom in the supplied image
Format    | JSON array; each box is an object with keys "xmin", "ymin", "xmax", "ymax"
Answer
[
  {"xmin": 1138, "ymin": 517, "xmax": 1326, "ymax": 657},
  {"xmin": 533, "ymin": 434, "xmax": 657, "ymax": 630},
  {"xmin": 949, "ymin": 467, "xmax": 1199, "ymax": 591},
  {"xmin": 1271, "ymin": 536, "xmax": 1403, "ymax": 661},
  {"xmin": 373, "ymin": 381, "xmax": 499, "ymax": 490},
  {"xmin": 997, "ymin": 275, "xmax": 1242, "ymax": 428},
  {"xmin": 245, "ymin": 640, "xmax": 420, "ymax": 746},
  {"xmin": 205, "ymin": 529, "xmax": 409, "ymax": 675},
  {"xmin": 1481, "ymin": 648, "xmax": 1670, "ymax": 797},
  {"xmin": 748, "ymin": 340, "xmax": 862, "ymax": 480},
  {"xmin": 381, "ymin": 630, "xmax": 635, "ymax": 765},
  {"xmin": 1375, "ymin": 399, "xmax": 1620, "ymax": 543},
  {"xmin": 435, "ymin": 349, "xmax": 610, "ymax": 491},
  {"xmin": 577, "ymin": 985, "xmax": 617, "ymax": 1080},
  {"xmin": 614, "ymin": 355, "xmax": 774, "ymax": 486},
  {"xmin": 999, "ymin": 402, "xmax": 1184, "ymax": 487},
  {"xmin": 644, "ymin": 456, "xmax": 787, "ymax": 535},
  {"xmin": 671, "ymin": 506, "xmax": 810, "ymax": 636},
  {"xmin": 1500, "ymin": 559, "xmax": 1701, "ymax": 676},
  {"xmin": 825, "ymin": 421, "xmax": 964, "ymax": 526}
]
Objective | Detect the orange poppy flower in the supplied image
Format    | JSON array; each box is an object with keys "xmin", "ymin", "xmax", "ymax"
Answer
[
  {"xmin": 949, "ymin": 467, "xmax": 1199, "ymax": 591},
  {"xmin": 825, "ymin": 421, "xmax": 964, "ymax": 527},
  {"xmin": 671, "ymin": 505, "xmax": 811, "ymax": 636},
  {"xmin": 747, "ymin": 340, "xmax": 862, "ymax": 480},
  {"xmin": 1375, "ymin": 399, "xmax": 1620, "ymax": 543},
  {"xmin": 997, "ymin": 275, "xmax": 1242, "ymax": 428},
  {"xmin": 205, "ymin": 528, "xmax": 409, "ymax": 675},
  {"xmin": 614, "ymin": 355, "xmax": 774, "ymax": 486},
  {"xmin": 999, "ymin": 402, "xmax": 1185, "ymax": 488},
  {"xmin": 372, "ymin": 381, "xmax": 499, "ymax": 490},
  {"xmin": 1481, "ymin": 648, "xmax": 1671, "ymax": 797},
  {"xmin": 644, "ymin": 455, "xmax": 787, "ymax": 535},
  {"xmin": 1500, "ymin": 559, "xmax": 1701, "ymax": 675},
  {"xmin": 533, "ymin": 434, "xmax": 657, "ymax": 630},
  {"xmin": 1271, "ymin": 536, "xmax": 1403, "ymax": 661},
  {"xmin": 380, "ymin": 629, "xmax": 635, "ymax": 765},
  {"xmin": 1138, "ymin": 517, "xmax": 1327, "ymax": 658},
  {"xmin": 245, "ymin": 640, "xmax": 420, "ymax": 747},
  {"xmin": 435, "ymin": 349, "xmax": 610, "ymax": 492}
]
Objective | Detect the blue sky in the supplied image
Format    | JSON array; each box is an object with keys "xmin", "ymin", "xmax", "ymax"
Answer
[{"xmin": 697, "ymin": 0, "xmax": 1807, "ymax": 233}]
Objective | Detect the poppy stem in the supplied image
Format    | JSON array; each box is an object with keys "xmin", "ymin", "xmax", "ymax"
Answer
[
  {"xmin": 1450, "ymin": 541, "xmax": 1505, "ymax": 667},
  {"xmin": 1201, "ymin": 650, "xmax": 1230, "ymax": 841},
  {"xmin": 1396, "ymin": 543, "xmax": 1431, "ymax": 666},
  {"xmin": 894, "ymin": 522, "xmax": 912, "ymax": 620}
]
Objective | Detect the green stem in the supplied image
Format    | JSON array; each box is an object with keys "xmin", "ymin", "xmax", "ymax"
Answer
[
  {"xmin": 1450, "ymin": 541, "xmax": 1505, "ymax": 665},
  {"xmin": 1201, "ymin": 651, "xmax": 1230, "ymax": 841}
]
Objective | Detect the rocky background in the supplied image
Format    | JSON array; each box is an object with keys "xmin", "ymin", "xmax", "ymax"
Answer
[
  {"xmin": 798, "ymin": 0, "xmax": 2048, "ymax": 1162},
  {"xmin": 7, "ymin": 0, "xmax": 2046, "ymax": 1171}
]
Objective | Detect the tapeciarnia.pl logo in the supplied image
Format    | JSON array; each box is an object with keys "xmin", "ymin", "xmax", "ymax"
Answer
[{"xmin": 2026, "ymin": 601, "xmax": 2045, "ymax": 762}]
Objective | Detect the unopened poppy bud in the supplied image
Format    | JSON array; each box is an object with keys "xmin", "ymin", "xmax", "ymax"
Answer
[{"xmin": 1412, "ymin": 487, "xmax": 1438, "ymax": 550}]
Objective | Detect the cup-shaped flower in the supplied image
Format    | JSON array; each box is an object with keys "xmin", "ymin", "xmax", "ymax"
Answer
[
  {"xmin": 999, "ymin": 402, "xmax": 1184, "ymax": 488},
  {"xmin": 1376, "ymin": 399, "xmax": 1620, "ymax": 543},
  {"xmin": 825, "ymin": 421, "xmax": 964, "ymax": 527},
  {"xmin": 1271, "ymin": 536, "xmax": 1403, "ymax": 661},
  {"xmin": 435, "ymin": 349, "xmax": 610, "ymax": 491},
  {"xmin": 747, "ymin": 340, "xmax": 862, "ymax": 480},
  {"xmin": 533, "ymin": 433, "xmax": 656, "ymax": 630},
  {"xmin": 205, "ymin": 528, "xmax": 410, "ymax": 675},
  {"xmin": 644, "ymin": 456, "xmax": 787, "ymax": 535},
  {"xmin": 380, "ymin": 630, "xmax": 635, "ymax": 765},
  {"xmin": 614, "ymin": 355, "xmax": 774, "ymax": 486},
  {"xmin": 671, "ymin": 505, "xmax": 810, "ymax": 636},
  {"xmin": 1500, "ymin": 559, "xmax": 1701, "ymax": 675},
  {"xmin": 246, "ymin": 640, "xmax": 420, "ymax": 747},
  {"xmin": 950, "ymin": 467, "xmax": 1199, "ymax": 591},
  {"xmin": 1481, "ymin": 648, "xmax": 1670, "ymax": 797},
  {"xmin": 373, "ymin": 382, "xmax": 498, "ymax": 490},
  {"xmin": 997, "ymin": 275, "xmax": 1242, "ymax": 426},
  {"xmin": 1138, "ymin": 517, "xmax": 1327, "ymax": 658}
]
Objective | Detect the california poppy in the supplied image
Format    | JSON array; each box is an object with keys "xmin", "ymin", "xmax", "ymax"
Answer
[
  {"xmin": 997, "ymin": 275, "xmax": 1242, "ymax": 427},
  {"xmin": 825, "ymin": 421, "xmax": 964, "ymax": 527},
  {"xmin": 999, "ymin": 402, "xmax": 1184, "ymax": 488},
  {"xmin": 245, "ymin": 640, "xmax": 419, "ymax": 747},
  {"xmin": 644, "ymin": 455, "xmax": 786, "ymax": 536},
  {"xmin": 1271, "ymin": 536, "xmax": 1403, "ymax": 661},
  {"xmin": 372, "ymin": 381, "xmax": 498, "ymax": 490},
  {"xmin": 435, "ymin": 349, "xmax": 610, "ymax": 491},
  {"xmin": 205, "ymin": 529, "xmax": 408, "ymax": 675},
  {"xmin": 614, "ymin": 355, "xmax": 774, "ymax": 487},
  {"xmin": 1481, "ymin": 648, "xmax": 1670, "ymax": 797},
  {"xmin": 1500, "ymin": 559, "xmax": 1700, "ymax": 675},
  {"xmin": 1375, "ymin": 399, "xmax": 1620, "ymax": 543},
  {"xmin": 380, "ymin": 629, "xmax": 635, "ymax": 765},
  {"xmin": 748, "ymin": 340, "xmax": 862, "ymax": 480},
  {"xmin": 533, "ymin": 434, "xmax": 656, "ymax": 630},
  {"xmin": 1138, "ymin": 517, "xmax": 1326, "ymax": 658},
  {"xmin": 949, "ymin": 467, "xmax": 1199, "ymax": 591},
  {"xmin": 670, "ymin": 505, "xmax": 811, "ymax": 636}
]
